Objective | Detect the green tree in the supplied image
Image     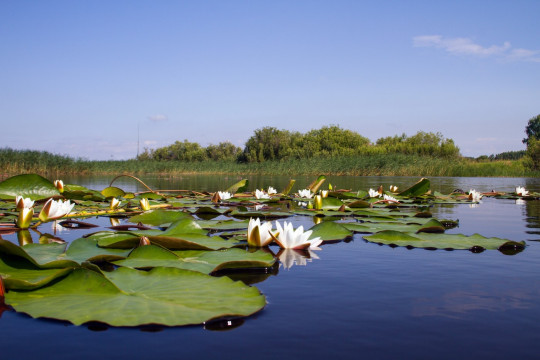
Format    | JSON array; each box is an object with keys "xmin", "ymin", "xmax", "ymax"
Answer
[{"xmin": 523, "ymin": 114, "xmax": 540, "ymax": 145}]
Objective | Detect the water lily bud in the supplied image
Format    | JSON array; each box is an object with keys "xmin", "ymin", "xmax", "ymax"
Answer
[
  {"xmin": 247, "ymin": 218, "xmax": 273, "ymax": 247},
  {"xmin": 139, "ymin": 198, "xmax": 150, "ymax": 211},
  {"xmin": 15, "ymin": 196, "xmax": 34, "ymax": 211},
  {"xmin": 16, "ymin": 207, "xmax": 34, "ymax": 229},
  {"xmin": 328, "ymin": 183, "xmax": 333, "ymax": 190},
  {"xmin": 321, "ymin": 190, "xmax": 328, "ymax": 198},
  {"xmin": 139, "ymin": 236, "xmax": 151, "ymax": 246},
  {"xmin": 54, "ymin": 180, "xmax": 64, "ymax": 193},
  {"xmin": 17, "ymin": 229, "xmax": 33, "ymax": 246},
  {"xmin": 314, "ymin": 195, "xmax": 322, "ymax": 210},
  {"xmin": 390, "ymin": 185, "xmax": 398, "ymax": 192},
  {"xmin": 307, "ymin": 201, "xmax": 313, "ymax": 209},
  {"xmin": 110, "ymin": 197, "xmax": 120, "ymax": 210}
]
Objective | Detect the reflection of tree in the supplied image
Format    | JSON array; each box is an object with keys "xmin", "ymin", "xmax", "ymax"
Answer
[{"xmin": 524, "ymin": 200, "xmax": 540, "ymax": 237}]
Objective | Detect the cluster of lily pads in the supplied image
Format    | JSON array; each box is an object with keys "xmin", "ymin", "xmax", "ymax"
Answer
[{"xmin": 0, "ymin": 174, "xmax": 535, "ymax": 328}]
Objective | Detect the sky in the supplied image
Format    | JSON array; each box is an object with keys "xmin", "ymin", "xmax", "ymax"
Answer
[{"xmin": 1, "ymin": 0, "xmax": 539, "ymax": 160}]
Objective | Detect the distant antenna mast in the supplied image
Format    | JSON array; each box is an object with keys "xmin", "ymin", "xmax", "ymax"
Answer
[{"xmin": 137, "ymin": 120, "xmax": 140, "ymax": 158}]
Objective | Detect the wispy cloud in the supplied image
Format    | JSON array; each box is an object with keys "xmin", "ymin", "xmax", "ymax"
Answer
[
  {"xmin": 413, "ymin": 35, "xmax": 540, "ymax": 62},
  {"xmin": 148, "ymin": 114, "xmax": 168, "ymax": 122}
]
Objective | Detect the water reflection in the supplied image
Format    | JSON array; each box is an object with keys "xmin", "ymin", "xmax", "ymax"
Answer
[
  {"xmin": 524, "ymin": 200, "xmax": 540, "ymax": 237},
  {"xmin": 277, "ymin": 248, "xmax": 321, "ymax": 270},
  {"xmin": 411, "ymin": 282, "xmax": 540, "ymax": 319}
]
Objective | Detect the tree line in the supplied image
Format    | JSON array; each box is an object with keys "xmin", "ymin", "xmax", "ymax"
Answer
[{"xmin": 137, "ymin": 125, "xmax": 461, "ymax": 162}]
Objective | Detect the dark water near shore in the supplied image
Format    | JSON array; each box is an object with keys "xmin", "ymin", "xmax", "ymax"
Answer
[{"xmin": 1, "ymin": 175, "xmax": 539, "ymax": 359}]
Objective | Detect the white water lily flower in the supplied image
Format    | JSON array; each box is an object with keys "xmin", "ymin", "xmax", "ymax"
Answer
[
  {"xmin": 15, "ymin": 195, "xmax": 34, "ymax": 210},
  {"xmin": 383, "ymin": 194, "xmax": 399, "ymax": 203},
  {"xmin": 54, "ymin": 179, "xmax": 64, "ymax": 193},
  {"xmin": 218, "ymin": 191, "xmax": 232, "ymax": 200},
  {"xmin": 255, "ymin": 189, "xmax": 270, "ymax": 199},
  {"xmin": 468, "ymin": 189, "xmax": 483, "ymax": 202},
  {"xmin": 272, "ymin": 221, "xmax": 322, "ymax": 250},
  {"xmin": 297, "ymin": 189, "xmax": 312, "ymax": 198},
  {"xmin": 515, "ymin": 186, "xmax": 529, "ymax": 196},
  {"xmin": 247, "ymin": 218, "xmax": 274, "ymax": 247},
  {"xmin": 267, "ymin": 186, "xmax": 277, "ymax": 195},
  {"xmin": 38, "ymin": 199, "xmax": 75, "ymax": 222},
  {"xmin": 368, "ymin": 188, "xmax": 381, "ymax": 198}
]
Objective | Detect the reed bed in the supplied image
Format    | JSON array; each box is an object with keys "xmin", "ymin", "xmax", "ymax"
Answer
[{"xmin": 1, "ymin": 148, "xmax": 537, "ymax": 178}]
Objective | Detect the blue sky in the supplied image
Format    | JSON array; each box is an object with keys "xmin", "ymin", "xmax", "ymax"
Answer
[{"xmin": 1, "ymin": 0, "xmax": 539, "ymax": 160}]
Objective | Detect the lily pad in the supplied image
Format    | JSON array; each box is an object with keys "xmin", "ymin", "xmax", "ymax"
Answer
[
  {"xmin": 309, "ymin": 221, "xmax": 353, "ymax": 241},
  {"xmin": 114, "ymin": 245, "xmax": 275, "ymax": 274},
  {"xmin": 101, "ymin": 186, "xmax": 126, "ymax": 199},
  {"xmin": 398, "ymin": 178, "xmax": 430, "ymax": 197},
  {"xmin": 0, "ymin": 174, "xmax": 59, "ymax": 200},
  {"xmin": 0, "ymin": 256, "xmax": 73, "ymax": 290},
  {"xmin": 129, "ymin": 209, "xmax": 191, "ymax": 226},
  {"xmin": 364, "ymin": 230, "xmax": 526, "ymax": 251},
  {"xmin": 5, "ymin": 267, "xmax": 266, "ymax": 327}
]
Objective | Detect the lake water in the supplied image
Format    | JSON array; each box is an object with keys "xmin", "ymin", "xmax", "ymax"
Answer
[{"xmin": 1, "ymin": 175, "xmax": 539, "ymax": 360}]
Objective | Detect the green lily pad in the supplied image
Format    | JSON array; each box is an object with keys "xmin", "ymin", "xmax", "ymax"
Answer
[
  {"xmin": 65, "ymin": 238, "xmax": 131, "ymax": 263},
  {"xmin": 225, "ymin": 179, "xmax": 249, "ymax": 194},
  {"xmin": 0, "ymin": 239, "xmax": 78, "ymax": 269},
  {"xmin": 364, "ymin": 230, "xmax": 526, "ymax": 251},
  {"xmin": 0, "ymin": 255, "xmax": 73, "ymax": 290},
  {"xmin": 129, "ymin": 209, "xmax": 191, "ymax": 226},
  {"xmin": 309, "ymin": 221, "xmax": 353, "ymax": 241},
  {"xmin": 114, "ymin": 245, "xmax": 275, "ymax": 274},
  {"xmin": 0, "ymin": 174, "xmax": 59, "ymax": 200},
  {"xmin": 5, "ymin": 267, "xmax": 266, "ymax": 327},
  {"xmin": 101, "ymin": 186, "xmax": 126, "ymax": 199},
  {"xmin": 398, "ymin": 178, "xmax": 430, "ymax": 197}
]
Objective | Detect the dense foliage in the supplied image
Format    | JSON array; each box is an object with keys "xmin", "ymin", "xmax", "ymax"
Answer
[
  {"xmin": 523, "ymin": 114, "xmax": 540, "ymax": 146},
  {"xmin": 138, "ymin": 126, "xmax": 460, "ymax": 163}
]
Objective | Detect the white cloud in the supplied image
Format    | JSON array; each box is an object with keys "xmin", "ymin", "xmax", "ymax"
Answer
[
  {"xmin": 413, "ymin": 35, "xmax": 540, "ymax": 62},
  {"xmin": 148, "ymin": 114, "xmax": 168, "ymax": 122}
]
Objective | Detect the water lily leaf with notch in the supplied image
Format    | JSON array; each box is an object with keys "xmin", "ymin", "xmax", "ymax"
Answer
[
  {"xmin": 307, "ymin": 175, "xmax": 326, "ymax": 194},
  {"xmin": 64, "ymin": 238, "xmax": 131, "ymax": 264},
  {"xmin": 0, "ymin": 239, "xmax": 79, "ymax": 269},
  {"xmin": 225, "ymin": 179, "xmax": 249, "ymax": 194},
  {"xmin": 197, "ymin": 219, "xmax": 250, "ymax": 232},
  {"xmin": 309, "ymin": 221, "xmax": 353, "ymax": 241},
  {"xmin": 129, "ymin": 209, "xmax": 191, "ymax": 226},
  {"xmin": 229, "ymin": 210, "xmax": 291, "ymax": 219},
  {"xmin": 364, "ymin": 230, "xmax": 526, "ymax": 251},
  {"xmin": 398, "ymin": 178, "xmax": 430, "ymax": 197},
  {"xmin": 194, "ymin": 206, "xmax": 232, "ymax": 216},
  {"xmin": 5, "ymin": 266, "xmax": 266, "ymax": 327},
  {"xmin": 342, "ymin": 218, "xmax": 445, "ymax": 234},
  {"xmin": 101, "ymin": 186, "xmax": 126, "ymax": 199},
  {"xmin": 0, "ymin": 255, "xmax": 73, "ymax": 290},
  {"xmin": 114, "ymin": 245, "xmax": 275, "ymax": 274},
  {"xmin": 321, "ymin": 197, "xmax": 345, "ymax": 210},
  {"xmin": 0, "ymin": 174, "xmax": 59, "ymax": 200},
  {"xmin": 94, "ymin": 228, "xmax": 238, "ymax": 250}
]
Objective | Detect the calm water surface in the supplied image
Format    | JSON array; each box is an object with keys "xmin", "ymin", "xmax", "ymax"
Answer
[{"xmin": 1, "ymin": 175, "xmax": 539, "ymax": 360}]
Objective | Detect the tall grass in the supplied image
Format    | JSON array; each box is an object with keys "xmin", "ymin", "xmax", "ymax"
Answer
[{"xmin": 1, "ymin": 148, "xmax": 537, "ymax": 178}]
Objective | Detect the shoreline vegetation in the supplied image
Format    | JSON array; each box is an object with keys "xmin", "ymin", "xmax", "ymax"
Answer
[
  {"xmin": 1, "ymin": 148, "xmax": 536, "ymax": 178},
  {"xmin": 2, "ymin": 125, "xmax": 538, "ymax": 178}
]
